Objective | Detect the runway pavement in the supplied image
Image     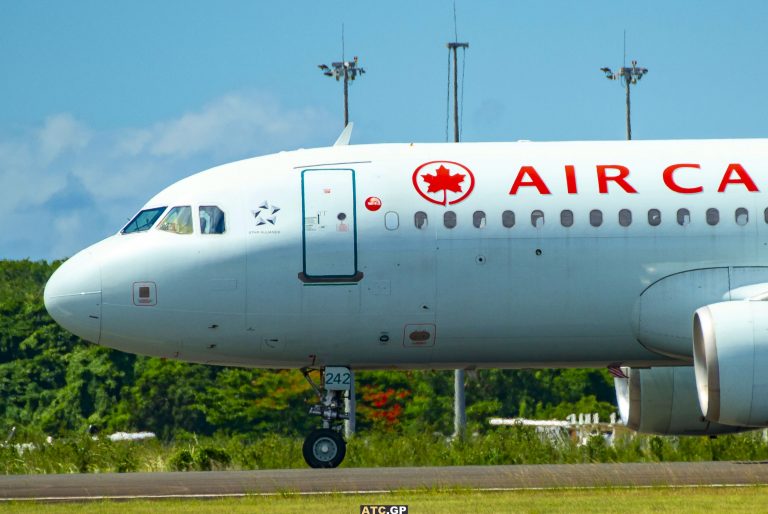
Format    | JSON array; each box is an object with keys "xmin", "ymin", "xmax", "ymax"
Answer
[{"xmin": 2, "ymin": 461, "xmax": 768, "ymax": 501}]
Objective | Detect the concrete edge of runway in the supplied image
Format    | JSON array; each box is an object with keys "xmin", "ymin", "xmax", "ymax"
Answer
[{"xmin": 2, "ymin": 461, "xmax": 768, "ymax": 502}]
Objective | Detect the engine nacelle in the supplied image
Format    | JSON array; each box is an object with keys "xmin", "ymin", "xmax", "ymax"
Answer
[
  {"xmin": 694, "ymin": 301, "xmax": 768, "ymax": 427},
  {"xmin": 614, "ymin": 366, "xmax": 749, "ymax": 435}
]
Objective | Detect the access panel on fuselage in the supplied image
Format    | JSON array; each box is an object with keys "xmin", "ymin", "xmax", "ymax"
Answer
[{"xmin": 301, "ymin": 169, "xmax": 358, "ymax": 278}]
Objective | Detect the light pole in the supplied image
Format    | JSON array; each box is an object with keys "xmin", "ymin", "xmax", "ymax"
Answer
[
  {"xmin": 318, "ymin": 56, "xmax": 365, "ymax": 127},
  {"xmin": 600, "ymin": 60, "xmax": 648, "ymax": 140},
  {"xmin": 446, "ymin": 39, "xmax": 469, "ymax": 439},
  {"xmin": 318, "ymin": 52, "xmax": 365, "ymax": 438}
]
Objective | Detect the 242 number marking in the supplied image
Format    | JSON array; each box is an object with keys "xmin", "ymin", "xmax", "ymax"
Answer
[{"xmin": 324, "ymin": 367, "xmax": 352, "ymax": 390}]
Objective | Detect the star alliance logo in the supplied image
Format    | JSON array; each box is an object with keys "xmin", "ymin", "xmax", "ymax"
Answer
[{"xmin": 252, "ymin": 201, "xmax": 280, "ymax": 226}]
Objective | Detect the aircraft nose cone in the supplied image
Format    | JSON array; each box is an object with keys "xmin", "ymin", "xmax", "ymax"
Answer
[{"xmin": 44, "ymin": 250, "xmax": 102, "ymax": 344}]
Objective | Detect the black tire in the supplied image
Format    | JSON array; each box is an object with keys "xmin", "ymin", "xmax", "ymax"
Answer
[{"xmin": 302, "ymin": 428, "xmax": 346, "ymax": 468}]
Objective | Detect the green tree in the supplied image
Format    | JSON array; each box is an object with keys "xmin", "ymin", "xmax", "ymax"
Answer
[
  {"xmin": 0, "ymin": 259, "xmax": 620, "ymax": 441},
  {"xmin": 204, "ymin": 368, "xmax": 315, "ymax": 435},
  {"xmin": 116, "ymin": 358, "xmax": 216, "ymax": 439}
]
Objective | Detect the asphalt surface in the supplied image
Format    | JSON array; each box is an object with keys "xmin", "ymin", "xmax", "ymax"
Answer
[{"xmin": 2, "ymin": 461, "xmax": 768, "ymax": 501}]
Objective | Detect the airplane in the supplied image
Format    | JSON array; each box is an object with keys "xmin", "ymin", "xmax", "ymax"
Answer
[{"xmin": 44, "ymin": 128, "xmax": 768, "ymax": 468}]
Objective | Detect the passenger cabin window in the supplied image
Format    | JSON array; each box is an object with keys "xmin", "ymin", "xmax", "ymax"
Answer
[
  {"xmin": 589, "ymin": 209, "xmax": 603, "ymax": 227},
  {"xmin": 560, "ymin": 210, "xmax": 573, "ymax": 227},
  {"xmin": 502, "ymin": 210, "xmax": 515, "ymax": 228},
  {"xmin": 706, "ymin": 208, "xmax": 719, "ymax": 226},
  {"xmin": 199, "ymin": 206, "xmax": 226, "ymax": 234},
  {"xmin": 158, "ymin": 206, "xmax": 193, "ymax": 234},
  {"xmin": 444, "ymin": 211, "xmax": 457, "ymax": 229},
  {"xmin": 531, "ymin": 210, "xmax": 544, "ymax": 228},
  {"xmin": 736, "ymin": 208, "xmax": 749, "ymax": 226},
  {"xmin": 473, "ymin": 210, "xmax": 486, "ymax": 228},
  {"xmin": 414, "ymin": 211, "xmax": 428, "ymax": 229},
  {"xmin": 384, "ymin": 211, "xmax": 399, "ymax": 230},
  {"xmin": 619, "ymin": 209, "xmax": 632, "ymax": 227},
  {"xmin": 764, "ymin": 207, "xmax": 768, "ymax": 224},
  {"xmin": 648, "ymin": 209, "xmax": 661, "ymax": 227},
  {"xmin": 122, "ymin": 206, "xmax": 166, "ymax": 234},
  {"xmin": 677, "ymin": 208, "xmax": 690, "ymax": 226}
]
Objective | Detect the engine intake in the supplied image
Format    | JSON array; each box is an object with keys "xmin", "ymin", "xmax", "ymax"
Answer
[
  {"xmin": 615, "ymin": 366, "xmax": 749, "ymax": 435},
  {"xmin": 693, "ymin": 301, "xmax": 768, "ymax": 427}
]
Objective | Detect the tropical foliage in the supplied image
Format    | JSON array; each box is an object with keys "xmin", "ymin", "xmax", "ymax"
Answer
[{"xmin": 0, "ymin": 259, "xmax": 617, "ymax": 442}]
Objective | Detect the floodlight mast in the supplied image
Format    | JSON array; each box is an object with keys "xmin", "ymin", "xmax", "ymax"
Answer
[
  {"xmin": 317, "ymin": 56, "xmax": 365, "ymax": 127},
  {"xmin": 600, "ymin": 60, "xmax": 648, "ymax": 140},
  {"xmin": 318, "ymin": 39, "xmax": 365, "ymax": 440}
]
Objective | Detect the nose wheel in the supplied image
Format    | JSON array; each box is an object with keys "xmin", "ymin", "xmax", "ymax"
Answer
[
  {"xmin": 301, "ymin": 366, "xmax": 352, "ymax": 469},
  {"xmin": 302, "ymin": 428, "xmax": 346, "ymax": 468}
]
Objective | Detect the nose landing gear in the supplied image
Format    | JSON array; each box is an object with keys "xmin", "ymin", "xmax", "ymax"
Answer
[
  {"xmin": 301, "ymin": 366, "xmax": 352, "ymax": 468},
  {"xmin": 303, "ymin": 428, "xmax": 346, "ymax": 468}
]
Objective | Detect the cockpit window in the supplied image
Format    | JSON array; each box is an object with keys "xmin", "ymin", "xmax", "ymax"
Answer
[
  {"xmin": 157, "ymin": 206, "xmax": 193, "ymax": 234},
  {"xmin": 122, "ymin": 207, "xmax": 167, "ymax": 234},
  {"xmin": 200, "ymin": 206, "xmax": 226, "ymax": 234}
]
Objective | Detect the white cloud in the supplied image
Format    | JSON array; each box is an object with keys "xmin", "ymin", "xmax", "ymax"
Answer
[
  {"xmin": 114, "ymin": 129, "xmax": 153, "ymax": 157},
  {"xmin": 49, "ymin": 211, "xmax": 87, "ymax": 259},
  {"xmin": 0, "ymin": 135, "xmax": 65, "ymax": 211},
  {"xmin": 38, "ymin": 113, "xmax": 91, "ymax": 163},
  {"xmin": 148, "ymin": 92, "xmax": 327, "ymax": 159},
  {"xmin": 0, "ymin": 91, "xmax": 334, "ymax": 260}
]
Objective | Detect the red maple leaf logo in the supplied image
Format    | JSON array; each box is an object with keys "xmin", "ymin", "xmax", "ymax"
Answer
[
  {"xmin": 412, "ymin": 160, "xmax": 476, "ymax": 206},
  {"xmin": 421, "ymin": 165, "xmax": 465, "ymax": 205}
]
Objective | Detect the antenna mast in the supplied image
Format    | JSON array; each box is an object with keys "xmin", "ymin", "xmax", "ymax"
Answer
[
  {"xmin": 447, "ymin": 42, "xmax": 469, "ymax": 143},
  {"xmin": 445, "ymin": 1, "xmax": 469, "ymax": 143}
]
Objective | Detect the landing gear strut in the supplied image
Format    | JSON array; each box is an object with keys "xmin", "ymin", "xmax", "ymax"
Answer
[{"xmin": 301, "ymin": 366, "xmax": 352, "ymax": 468}]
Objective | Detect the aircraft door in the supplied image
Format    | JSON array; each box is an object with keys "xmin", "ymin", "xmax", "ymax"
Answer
[{"xmin": 301, "ymin": 169, "xmax": 361, "ymax": 281}]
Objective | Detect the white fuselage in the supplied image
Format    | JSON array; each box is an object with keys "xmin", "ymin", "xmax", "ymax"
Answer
[{"xmin": 44, "ymin": 139, "xmax": 768, "ymax": 371}]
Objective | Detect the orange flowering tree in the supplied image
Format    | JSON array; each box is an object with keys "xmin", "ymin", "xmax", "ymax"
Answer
[{"xmin": 356, "ymin": 371, "xmax": 415, "ymax": 430}]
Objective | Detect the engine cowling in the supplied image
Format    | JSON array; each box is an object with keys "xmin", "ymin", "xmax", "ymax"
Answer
[
  {"xmin": 614, "ymin": 366, "xmax": 750, "ymax": 435},
  {"xmin": 693, "ymin": 301, "xmax": 768, "ymax": 427},
  {"xmin": 635, "ymin": 267, "xmax": 768, "ymax": 359}
]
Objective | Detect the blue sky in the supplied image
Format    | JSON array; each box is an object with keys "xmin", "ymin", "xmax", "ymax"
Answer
[{"xmin": 2, "ymin": 1, "xmax": 767, "ymax": 259}]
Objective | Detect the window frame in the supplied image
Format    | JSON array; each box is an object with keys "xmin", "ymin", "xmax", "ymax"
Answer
[
  {"xmin": 531, "ymin": 210, "xmax": 545, "ymax": 228},
  {"xmin": 589, "ymin": 209, "xmax": 603, "ymax": 227},
  {"xmin": 384, "ymin": 211, "xmax": 399, "ymax": 230},
  {"xmin": 619, "ymin": 209, "xmax": 632, "ymax": 227},
  {"xmin": 502, "ymin": 210, "xmax": 515, "ymax": 228},
  {"xmin": 472, "ymin": 210, "xmax": 486, "ymax": 229},
  {"xmin": 560, "ymin": 209, "xmax": 574, "ymax": 227},
  {"xmin": 648, "ymin": 209, "xmax": 662, "ymax": 227},
  {"xmin": 199, "ymin": 205, "xmax": 226, "ymax": 235},
  {"xmin": 121, "ymin": 206, "xmax": 167, "ymax": 234},
  {"xmin": 443, "ymin": 210, "xmax": 457, "ymax": 229},
  {"xmin": 706, "ymin": 208, "xmax": 720, "ymax": 226},
  {"xmin": 157, "ymin": 205, "xmax": 194, "ymax": 235},
  {"xmin": 735, "ymin": 207, "xmax": 749, "ymax": 226},
  {"xmin": 414, "ymin": 211, "xmax": 428, "ymax": 229}
]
